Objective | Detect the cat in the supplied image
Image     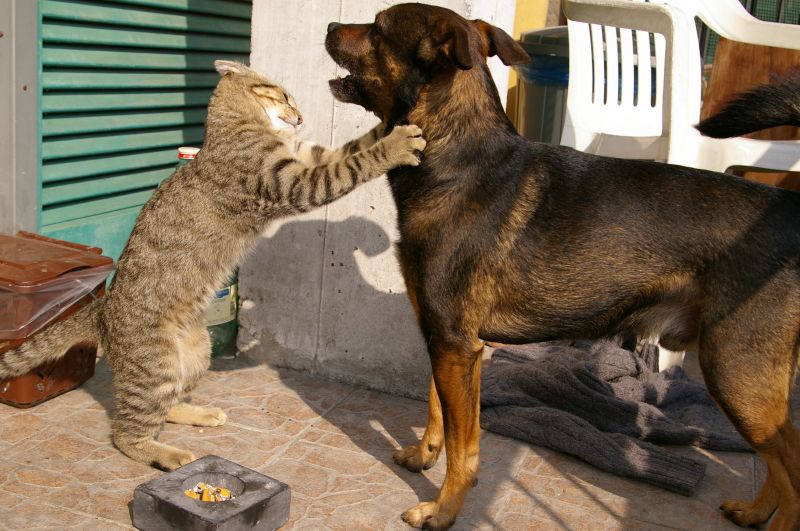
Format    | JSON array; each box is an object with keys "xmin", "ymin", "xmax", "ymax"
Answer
[{"xmin": 0, "ymin": 60, "xmax": 426, "ymax": 470}]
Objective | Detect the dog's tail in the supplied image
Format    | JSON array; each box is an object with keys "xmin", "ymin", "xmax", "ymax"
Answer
[
  {"xmin": 696, "ymin": 71, "xmax": 800, "ymax": 138},
  {"xmin": 0, "ymin": 298, "xmax": 102, "ymax": 379}
]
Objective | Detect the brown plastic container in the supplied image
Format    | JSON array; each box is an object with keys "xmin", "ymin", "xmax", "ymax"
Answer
[{"xmin": 0, "ymin": 232, "xmax": 114, "ymax": 408}]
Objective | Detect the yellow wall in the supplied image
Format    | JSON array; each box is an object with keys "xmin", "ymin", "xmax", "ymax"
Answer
[{"xmin": 507, "ymin": 0, "xmax": 549, "ymax": 124}]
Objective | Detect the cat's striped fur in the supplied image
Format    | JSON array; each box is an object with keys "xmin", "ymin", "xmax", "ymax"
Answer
[{"xmin": 0, "ymin": 61, "xmax": 425, "ymax": 470}]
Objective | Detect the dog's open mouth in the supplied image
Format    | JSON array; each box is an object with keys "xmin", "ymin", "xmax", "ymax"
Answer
[
  {"xmin": 325, "ymin": 34, "xmax": 371, "ymax": 108},
  {"xmin": 328, "ymin": 70, "xmax": 364, "ymax": 105}
]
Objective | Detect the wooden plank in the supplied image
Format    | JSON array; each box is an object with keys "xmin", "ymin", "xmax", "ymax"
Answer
[
  {"xmin": 42, "ymin": 46, "xmax": 246, "ymax": 71},
  {"xmin": 43, "ymin": 89, "xmax": 213, "ymax": 112},
  {"xmin": 42, "ymin": 165, "xmax": 172, "ymax": 204},
  {"xmin": 41, "ymin": 0, "xmax": 251, "ymax": 36},
  {"xmin": 42, "ymin": 147, "xmax": 186, "ymax": 182},
  {"xmin": 43, "ymin": 125, "xmax": 205, "ymax": 160},
  {"xmin": 43, "ymin": 108, "xmax": 207, "ymax": 136},
  {"xmin": 42, "ymin": 22, "xmax": 250, "ymax": 53}
]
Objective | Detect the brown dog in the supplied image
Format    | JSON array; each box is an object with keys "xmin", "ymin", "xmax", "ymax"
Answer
[{"xmin": 326, "ymin": 4, "xmax": 800, "ymax": 530}]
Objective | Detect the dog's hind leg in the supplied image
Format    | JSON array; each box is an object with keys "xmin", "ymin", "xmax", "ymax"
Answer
[
  {"xmin": 401, "ymin": 338, "xmax": 483, "ymax": 530},
  {"xmin": 721, "ymin": 422, "xmax": 800, "ymax": 530},
  {"xmin": 699, "ymin": 288, "xmax": 800, "ymax": 530},
  {"xmin": 394, "ymin": 377, "xmax": 444, "ymax": 472}
]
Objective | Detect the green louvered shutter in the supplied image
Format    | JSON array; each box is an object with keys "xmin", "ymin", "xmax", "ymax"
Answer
[{"xmin": 38, "ymin": 0, "xmax": 252, "ymax": 260}]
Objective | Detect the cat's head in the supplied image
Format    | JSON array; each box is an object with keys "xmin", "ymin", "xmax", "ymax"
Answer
[{"xmin": 213, "ymin": 60, "xmax": 303, "ymax": 133}]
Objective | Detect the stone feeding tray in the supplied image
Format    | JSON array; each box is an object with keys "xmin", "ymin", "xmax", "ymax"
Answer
[{"xmin": 132, "ymin": 455, "xmax": 290, "ymax": 531}]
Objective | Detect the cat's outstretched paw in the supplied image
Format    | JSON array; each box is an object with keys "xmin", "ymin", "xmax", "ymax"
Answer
[{"xmin": 384, "ymin": 124, "xmax": 426, "ymax": 167}]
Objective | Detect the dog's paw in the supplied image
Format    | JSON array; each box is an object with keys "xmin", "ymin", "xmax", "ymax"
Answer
[
  {"xmin": 401, "ymin": 501, "xmax": 453, "ymax": 530},
  {"xmin": 720, "ymin": 498, "xmax": 776, "ymax": 527},
  {"xmin": 393, "ymin": 444, "xmax": 440, "ymax": 472},
  {"xmin": 384, "ymin": 124, "xmax": 426, "ymax": 167}
]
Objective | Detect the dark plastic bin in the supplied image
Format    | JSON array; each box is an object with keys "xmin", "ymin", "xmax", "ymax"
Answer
[
  {"xmin": 514, "ymin": 26, "xmax": 570, "ymax": 144},
  {"xmin": 0, "ymin": 232, "xmax": 114, "ymax": 408}
]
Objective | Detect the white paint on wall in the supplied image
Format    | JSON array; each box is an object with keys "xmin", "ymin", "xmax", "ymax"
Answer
[
  {"xmin": 241, "ymin": 0, "xmax": 517, "ymax": 398},
  {"xmin": 0, "ymin": 0, "xmax": 39, "ymax": 234}
]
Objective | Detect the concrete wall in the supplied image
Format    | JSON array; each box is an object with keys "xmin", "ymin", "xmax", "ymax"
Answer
[
  {"xmin": 0, "ymin": 0, "xmax": 39, "ymax": 234},
  {"xmin": 240, "ymin": 0, "xmax": 516, "ymax": 399}
]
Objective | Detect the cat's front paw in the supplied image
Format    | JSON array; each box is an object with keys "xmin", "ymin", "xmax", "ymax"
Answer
[{"xmin": 384, "ymin": 124, "xmax": 426, "ymax": 167}]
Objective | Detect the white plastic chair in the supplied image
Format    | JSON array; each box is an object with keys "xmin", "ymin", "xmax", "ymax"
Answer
[
  {"xmin": 560, "ymin": 0, "xmax": 800, "ymax": 174},
  {"xmin": 560, "ymin": 0, "xmax": 800, "ymax": 370}
]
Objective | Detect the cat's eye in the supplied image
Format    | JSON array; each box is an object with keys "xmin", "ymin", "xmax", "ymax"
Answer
[{"xmin": 251, "ymin": 84, "xmax": 277, "ymax": 97}]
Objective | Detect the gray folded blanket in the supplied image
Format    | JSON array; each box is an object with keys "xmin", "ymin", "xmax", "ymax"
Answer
[{"xmin": 480, "ymin": 339, "xmax": 751, "ymax": 496}]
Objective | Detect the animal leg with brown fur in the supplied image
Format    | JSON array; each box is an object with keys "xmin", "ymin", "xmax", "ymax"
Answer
[
  {"xmin": 699, "ymin": 299, "xmax": 800, "ymax": 530},
  {"xmin": 394, "ymin": 269, "xmax": 446, "ymax": 473},
  {"xmin": 401, "ymin": 341, "xmax": 482, "ymax": 530},
  {"xmin": 394, "ymin": 377, "xmax": 444, "ymax": 472},
  {"xmin": 725, "ymin": 426, "xmax": 800, "ymax": 530}
]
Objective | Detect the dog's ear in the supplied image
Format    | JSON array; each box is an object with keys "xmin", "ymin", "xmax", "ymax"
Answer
[
  {"xmin": 418, "ymin": 17, "xmax": 475, "ymax": 70},
  {"xmin": 473, "ymin": 20, "xmax": 530, "ymax": 66}
]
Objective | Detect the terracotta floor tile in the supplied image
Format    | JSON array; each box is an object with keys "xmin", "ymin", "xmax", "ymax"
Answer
[
  {"xmin": 0, "ymin": 356, "xmax": 776, "ymax": 530},
  {"xmin": 2, "ymin": 500, "xmax": 130, "ymax": 530}
]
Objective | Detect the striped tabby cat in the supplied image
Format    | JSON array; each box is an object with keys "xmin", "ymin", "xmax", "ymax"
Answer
[{"xmin": 0, "ymin": 60, "xmax": 425, "ymax": 470}]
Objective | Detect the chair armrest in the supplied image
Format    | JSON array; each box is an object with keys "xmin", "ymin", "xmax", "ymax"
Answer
[{"xmin": 688, "ymin": 0, "xmax": 800, "ymax": 51}]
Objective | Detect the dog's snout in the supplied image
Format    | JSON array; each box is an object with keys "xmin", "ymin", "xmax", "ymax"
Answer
[{"xmin": 327, "ymin": 22, "xmax": 341, "ymax": 34}]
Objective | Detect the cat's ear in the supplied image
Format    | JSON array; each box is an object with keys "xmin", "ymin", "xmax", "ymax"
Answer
[{"xmin": 214, "ymin": 60, "xmax": 253, "ymax": 76}]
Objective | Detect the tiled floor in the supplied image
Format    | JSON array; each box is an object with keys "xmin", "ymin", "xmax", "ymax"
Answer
[{"xmin": 0, "ymin": 352, "xmax": 791, "ymax": 530}]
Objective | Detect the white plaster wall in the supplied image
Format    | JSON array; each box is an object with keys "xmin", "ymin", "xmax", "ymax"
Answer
[
  {"xmin": 240, "ymin": 0, "xmax": 516, "ymax": 399},
  {"xmin": 0, "ymin": 0, "xmax": 39, "ymax": 234}
]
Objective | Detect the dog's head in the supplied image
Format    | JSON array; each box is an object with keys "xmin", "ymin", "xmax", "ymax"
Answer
[{"xmin": 325, "ymin": 3, "xmax": 529, "ymax": 127}]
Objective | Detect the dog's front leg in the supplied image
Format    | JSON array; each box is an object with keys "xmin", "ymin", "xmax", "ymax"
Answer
[
  {"xmin": 401, "ymin": 340, "xmax": 482, "ymax": 530},
  {"xmin": 394, "ymin": 377, "xmax": 444, "ymax": 471},
  {"xmin": 394, "ymin": 271, "xmax": 446, "ymax": 472}
]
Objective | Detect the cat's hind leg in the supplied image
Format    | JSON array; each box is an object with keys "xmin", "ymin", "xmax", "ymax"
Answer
[
  {"xmin": 110, "ymin": 324, "xmax": 201, "ymax": 470},
  {"xmin": 166, "ymin": 323, "xmax": 227, "ymax": 427}
]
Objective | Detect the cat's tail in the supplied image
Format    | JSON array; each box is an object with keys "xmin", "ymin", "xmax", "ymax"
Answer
[{"xmin": 0, "ymin": 298, "xmax": 103, "ymax": 379}]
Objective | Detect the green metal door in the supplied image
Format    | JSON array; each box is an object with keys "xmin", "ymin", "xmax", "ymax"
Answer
[{"xmin": 38, "ymin": 0, "xmax": 251, "ymax": 260}]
